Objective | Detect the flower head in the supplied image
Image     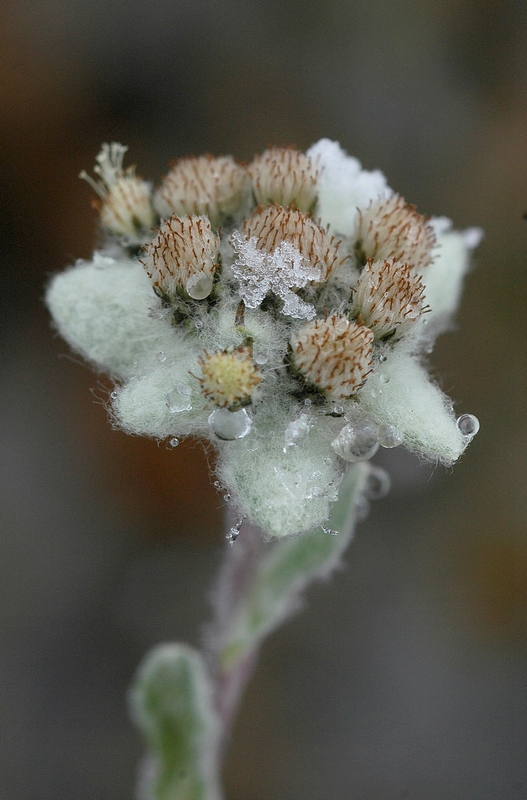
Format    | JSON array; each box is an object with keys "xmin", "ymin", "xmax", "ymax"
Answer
[
  {"xmin": 47, "ymin": 140, "xmax": 480, "ymax": 538},
  {"xmin": 80, "ymin": 143, "xmax": 156, "ymax": 243},
  {"xmin": 354, "ymin": 194, "xmax": 436, "ymax": 269},
  {"xmin": 247, "ymin": 147, "xmax": 321, "ymax": 213},
  {"xmin": 352, "ymin": 258, "xmax": 428, "ymax": 340},
  {"xmin": 242, "ymin": 205, "xmax": 343, "ymax": 282},
  {"xmin": 155, "ymin": 155, "xmax": 248, "ymax": 228},
  {"xmin": 141, "ymin": 215, "xmax": 220, "ymax": 304},
  {"xmin": 290, "ymin": 316, "xmax": 373, "ymax": 400},
  {"xmin": 197, "ymin": 347, "xmax": 262, "ymax": 411}
]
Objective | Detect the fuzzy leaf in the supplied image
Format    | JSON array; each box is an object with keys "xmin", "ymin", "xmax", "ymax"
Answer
[
  {"xmin": 130, "ymin": 644, "xmax": 222, "ymax": 800},
  {"xmin": 359, "ymin": 351, "xmax": 465, "ymax": 464},
  {"xmin": 46, "ymin": 258, "xmax": 177, "ymax": 377}
]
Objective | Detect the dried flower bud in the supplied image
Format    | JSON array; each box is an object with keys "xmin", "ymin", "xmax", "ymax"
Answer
[
  {"xmin": 154, "ymin": 155, "xmax": 248, "ymax": 228},
  {"xmin": 141, "ymin": 215, "xmax": 219, "ymax": 303},
  {"xmin": 80, "ymin": 143, "xmax": 156, "ymax": 240},
  {"xmin": 352, "ymin": 258, "xmax": 427, "ymax": 339},
  {"xmin": 290, "ymin": 315, "xmax": 373, "ymax": 400},
  {"xmin": 354, "ymin": 194, "xmax": 436, "ymax": 269},
  {"xmin": 247, "ymin": 147, "xmax": 321, "ymax": 213},
  {"xmin": 242, "ymin": 205, "xmax": 343, "ymax": 282},
  {"xmin": 197, "ymin": 347, "xmax": 262, "ymax": 410}
]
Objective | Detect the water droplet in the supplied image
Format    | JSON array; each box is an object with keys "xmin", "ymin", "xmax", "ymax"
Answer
[
  {"xmin": 333, "ymin": 405, "xmax": 344, "ymax": 415},
  {"xmin": 186, "ymin": 270, "xmax": 213, "ymax": 300},
  {"xmin": 244, "ymin": 436, "xmax": 260, "ymax": 452},
  {"xmin": 456, "ymin": 413, "xmax": 480, "ymax": 438},
  {"xmin": 283, "ymin": 414, "xmax": 311, "ymax": 452},
  {"xmin": 323, "ymin": 457, "xmax": 332, "ymax": 466},
  {"xmin": 110, "ymin": 391, "xmax": 118, "ymax": 400},
  {"xmin": 254, "ymin": 351, "xmax": 268, "ymax": 365},
  {"xmin": 377, "ymin": 423, "xmax": 403, "ymax": 449},
  {"xmin": 303, "ymin": 398, "xmax": 312, "ymax": 408},
  {"xmin": 166, "ymin": 383, "xmax": 193, "ymax": 413},
  {"xmin": 331, "ymin": 421, "xmax": 379, "ymax": 462},
  {"xmin": 379, "ymin": 374, "xmax": 390, "ymax": 384},
  {"xmin": 209, "ymin": 408, "xmax": 252, "ymax": 440},
  {"xmin": 312, "ymin": 470, "xmax": 322, "ymax": 479},
  {"xmin": 213, "ymin": 481, "xmax": 222, "ymax": 490},
  {"xmin": 364, "ymin": 466, "xmax": 391, "ymax": 500},
  {"xmin": 379, "ymin": 354, "xmax": 388, "ymax": 363},
  {"xmin": 168, "ymin": 437, "xmax": 179, "ymax": 448},
  {"xmin": 226, "ymin": 517, "xmax": 245, "ymax": 545},
  {"xmin": 223, "ymin": 493, "xmax": 231, "ymax": 502},
  {"xmin": 195, "ymin": 319, "xmax": 204, "ymax": 330},
  {"xmin": 322, "ymin": 526, "xmax": 338, "ymax": 536},
  {"xmin": 370, "ymin": 388, "xmax": 382, "ymax": 399},
  {"xmin": 305, "ymin": 485, "xmax": 323, "ymax": 499},
  {"xmin": 156, "ymin": 351, "xmax": 167, "ymax": 362}
]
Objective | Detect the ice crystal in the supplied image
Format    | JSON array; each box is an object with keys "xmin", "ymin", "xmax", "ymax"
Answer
[{"xmin": 230, "ymin": 231, "xmax": 321, "ymax": 319}]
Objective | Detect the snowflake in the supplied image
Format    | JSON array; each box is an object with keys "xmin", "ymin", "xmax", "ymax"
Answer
[{"xmin": 230, "ymin": 231, "xmax": 322, "ymax": 319}]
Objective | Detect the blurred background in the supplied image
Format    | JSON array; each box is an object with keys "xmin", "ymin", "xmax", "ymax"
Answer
[{"xmin": 1, "ymin": 1, "xmax": 527, "ymax": 798}]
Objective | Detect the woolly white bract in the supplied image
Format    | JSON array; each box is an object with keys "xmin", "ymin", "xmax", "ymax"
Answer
[{"xmin": 46, "ymin": 139, "xmax": 480, "ymax": 538}]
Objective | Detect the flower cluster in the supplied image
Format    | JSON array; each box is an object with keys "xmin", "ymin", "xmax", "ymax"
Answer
[{"xmin": 47, "ymin": 140, "xmax": 481, "ymax": 538}]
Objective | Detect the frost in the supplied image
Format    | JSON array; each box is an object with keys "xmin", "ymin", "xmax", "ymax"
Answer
[{"xmin": 230, "ymin": 231, "xmax": 321, "ymax": 320}]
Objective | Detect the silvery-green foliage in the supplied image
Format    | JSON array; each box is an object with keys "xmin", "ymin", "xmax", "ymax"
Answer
[{"xmin": 129, "ymin": 644, "xmax": 223, "ymax": 800}]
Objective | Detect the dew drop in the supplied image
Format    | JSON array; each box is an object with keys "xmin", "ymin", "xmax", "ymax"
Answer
[
  {"xmin": 213, "ymin": 481, "xmax": 222, "ymax": 490},
  {"xmin": 226, "ymin": 517, "xmax": 245, "ymax": 545},
  {"xmin": 305, "ymin": 485, "xmax": 323, "ymax": 499},
  {"xmin": 379, "ymin": 354, "xmax": 388, "ymax": 363},
  {"xmin": 156, "ymin": 350, "xmax": 167, "ymax": 362},
  {"xmin": 110, "ymin": 391, "xmax": 118, "ymax": 400},
  {"xmin": 254, "ymin": 351, "xmax": 268, "ymax": 365},
  {"xmin": 377, "ymin": 423, "xmax": 403, "ymax": 449},
  {"xmin": 195, "ymin": 319, "xmax": 204, "ymax": 330},
  {"xmin": 186, "ymin": 270, "xmax": 213, "ymax": 300},
  {"xmin": 322, "ymin": 526, "xmax": 339, "ymax": 536},
  {"xmin": 456, "ymin": 413, "xmax": 480, "ymax": 438},
  {"xmin": 379, "ymin": 374, "xmax": 390, "ymax": 384},
  {"xmin": 364, "ymin": 466, "xmax": 391, "ymax": 500},
  {"xmin": 166, "ymin": 383, "xmax": 193, "ymax": 412},
  {"xmin": 168, "ymin": 437, "xmax": 180, "ymax": 448},
  {"xmin": 323, "ymin": 457, "xmax": 332, "ymax": 466},
  {"xmin": 333, "ymin": 405, "xmax": 344, "ymax": 415},
  {"xmin": 331, "ymin": 421, "xmax": 379, "ymax": 462},
  {"xmin": 223, "ymin": 493, "xmax": 231, "ymax": 502},
  {"xmin": 209, "ymin": 407, "xmax": 252, "ymax": 440},
  {"xmin": 283, "ymin": 414, "xmax": 311, "ymax": 452}
]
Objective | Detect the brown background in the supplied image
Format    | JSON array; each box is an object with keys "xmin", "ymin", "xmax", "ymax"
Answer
[{"xmin": 1, "ymin": 1, "xmax": 526, "ymax": 798}]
